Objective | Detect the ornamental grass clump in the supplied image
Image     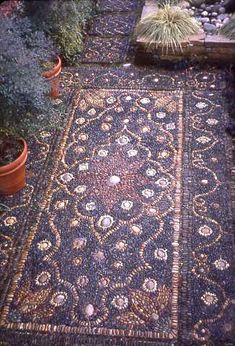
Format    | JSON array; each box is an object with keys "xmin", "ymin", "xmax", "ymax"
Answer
[
  {"xmin": 220, "ymin": 17, "xmax": 235, "ymax": 40},
  {"xmin": 135, "ymin": 3, "xmax": 200, "ymax": 53}
]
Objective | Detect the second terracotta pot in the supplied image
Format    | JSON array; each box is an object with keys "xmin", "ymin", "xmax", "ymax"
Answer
[
  {"xmin": 42, "ymin": 56, "xmax": 62, "ymax": 99},
  {"xmin": 0, "ymin": 139, "xmax": 28, "ymax": 195}
]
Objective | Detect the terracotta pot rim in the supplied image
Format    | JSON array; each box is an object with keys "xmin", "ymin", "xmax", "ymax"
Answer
[
  {"xmin": 42, "ymin": 56, "xmax": 61, "ymax": 79},
  {"xmin": 0, "ymin": 138, "xmax": 27, "ymax": 175}
]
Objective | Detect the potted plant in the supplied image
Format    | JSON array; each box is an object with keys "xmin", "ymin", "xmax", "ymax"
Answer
[
  {"xmin": 0, "ymin": 16, "xmax": 62, "ymax": 195},
  {"xmin": 41, "ymin": 55, "xmax": 62, "ymax": 98},
  {"xmin": 24, "ymin": 0, "xmax": 96, "ymax": 65}
]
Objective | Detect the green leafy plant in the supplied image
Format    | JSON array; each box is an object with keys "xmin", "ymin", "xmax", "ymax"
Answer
[
  {"xmin": 0, "ymin": 16, "xmax": 62, "ymax": 139},
  {"xmin": 135, "ymin": 3, "xmax": 200, "ymax": 53},
  {"xmin": 24, "ymin": 0, "xmax": 96, "ymax": 65},
  {"xmin": 220, "ymin": 17, "xmax": 235, "ymax": 40}
]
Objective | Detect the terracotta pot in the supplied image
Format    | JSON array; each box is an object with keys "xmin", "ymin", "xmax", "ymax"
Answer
[
  {"xmin": 0, "ymin": 139, "xmax": 28, "ymax": 195},
  {"xmin": 42, "ymin": 56, "xmax": 62, "ymax": 99}
]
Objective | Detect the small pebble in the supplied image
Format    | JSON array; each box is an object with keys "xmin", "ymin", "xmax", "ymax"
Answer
[
  {"xmin": 202, "ymin": 11, "xmax": 208, "ymax": 16},
  {"xmin": 223, "ymin": 17, "xmax": 230, "ymax": 25},
  {"xmin": 200, "ymin": 17, "xmax": 210, "ymax": 23},
  {"xmin": 84, "ymin": 304, "xmax": 94, "ymax": 317},
  {"xmin": 203, "ymin": 23, "xmax": 216, "ymax": 32},
  {"xmin": 211, "ymin": 12, "xmax": 218, "ymax": 16},
  {"xmin": 219, "ymin": 7, "xmax": 226, "ymax": 14},
  {"xmin": 217, "ymin": 14, "xmax": 227, "ymax": 21},
  {"xmin": 212, "ymin": 4, "xmax": 220, "ymax": 12}
]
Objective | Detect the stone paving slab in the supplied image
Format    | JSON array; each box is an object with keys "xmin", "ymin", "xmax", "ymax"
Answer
[
  {"xmin": 89, "ymin": 13, "xmax": 138, "ymax": 37},
  {"xmin": 81, "ymin": 37, "xmax": 130, "ymax": 64}
]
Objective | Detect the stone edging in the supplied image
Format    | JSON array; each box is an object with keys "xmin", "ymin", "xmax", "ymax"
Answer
[{"xmin": 136, "ymin": 1, "xmax": 235, "ymax": 62}]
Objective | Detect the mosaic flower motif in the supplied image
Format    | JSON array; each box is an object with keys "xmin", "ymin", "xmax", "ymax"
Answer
[
  {"xmin": 201, "ymin": 292, "xmax": 218, "ymax": 306},
  {"xmin": 55, "ymin": 200, "xmax": 68, "ymax": 210},
  {"xmin": 101, "ymin": 123, "xmax": 111, "ymax": 131},
  {"xmin": 79, "ymin": 163, "xmax": 89, "ymax": 171},
  {"xmin": 98, "ymin": 149, "xmax": 108, "ymax": 157},
  {"xmin": 98, "ymin": 215, "xmax": 114, "ymax": 229},
  {"xmin": 116, "ymin": 135, "xmax": 130, "ymax": 145},
  {"xmin": 37, "ymin": 239, "xmax": 52, "ymax": 251},
  {"xmin": 156, "ymin": 178, "xmax": 169, "ymax": 188},
  {"xmin": 76, "ymin": 117, "xmax": 86, "ymax": 125},
  {"xmin": 105, "ymin": 116, "xmax": 113, "ymax": 122},
  {"xmin": 158, "ymin": 150, "xmax": 170, "ymax": 159},
  {"xmin": 60, "ymin": 172, "xmax": 74, "ymax": 183},
  {"xmin": 115, "ymin": 107, "xmax": 124, "ymax": 113},
  {"xmin": 140, "ymin": 98, "xmax": 151, "ymax": 105},
  {"xmin": 166, "ymin": 123, "xmax": 175, "ymax": 130},
  {"xmin": 50, "ymin": 292, "xmax": 68, "ymax": 307},
  {"xmin": 70, "ymin": 219, "xmax": 79, "ymax": 227},
  {"xmin": 84, "ymin": 304, "xmax": 94, "ymax": 317},
  {"xmin": 206, "ymin": 118, "xmax": 218, "ymax": 125},
  {"xmin": 74, "ymin": 185, "xmax": 87, "ymax": 194},
  {"xmin": 198, "ymin": 225, "xmax": 213, "ymax": 237},
  {"xmin": 73, "ymin": 237, "xmax": 87, "ymax": 250},
  {"xmin": 88, "ymin": 108, "xmax": 96, "ymax": 116},
  {"xmin": 196, "ymin": 136, "xmax": 211, "ymax": 144},
  {"xmin": 112, "ymin": 295, "xmax": 128, "ymax": 310},
  {"xmin": 143, "ymin": 278, "xmax": 158, "ymax": 293},
  {"xmin": 121, "ymin": 200, "xmax": 133, "ymax": 210},
  {"xmin": 142, "ymin": 126, "xmax": 150, "ymax": 133},
  {"xmin": 107, "ymin": 96, "xmax": 116, "ymax": 104},
  {"xmin": 40, "ymin": 131, "xmax": 51, "ymax": 138},
  {"xmin": 126, "ymin": 96, "xmax": 132, "ymax": 101},
  {"xmin": 153, "ymin": 77, "xmax": 159, "ymax": 82},
  {"xmin": 214, "ymin": 258, "xmax": 229, "ymax": 271},
  {"xmin": 99, "ymin": 277, "xmax": 110, "ymax": 288},
  {"xmin": 78, "ymin": 133, "xmax": 88, "ymax": 141},
  {"xmin": 73, "ymin": 256, "xmax": 83, "ymax": 266},
  {"xmin": 74, "ymin": 146, "xmax": 85, "ymax": 154},
  {"xmin": 146, "ymin": 168, "xmax": 156, "ymax": 177},
  {"xmin": 156, "ymin": 112, "xmax": 166, "ymax": 119},
  {"xmin": 85, "ymin": 202, "xmax": 96, "ymax": 211},
  {"xmin": 76, "ymin": 275, "xmax": 89, "ymax": 288},
  {"xmin": 115, "ymin": 240, "xmax": 128, "ymax": 251},
  {"xmin": 127, "ymin": 149, "xmax": 138, "ymax": 157},
  {"xmin": 130, "ymin": 224, "xmax": 143, "ymax": 235},
  {"xmin": 147, "ymin": 207, "xmax": 157, "ymax": 216},
  {"xmin": 142, "ymin": 189, "xmax": 155, "ymax": 198},
  {"xmin": 35, "ymin": 272, "xmax": 51, "ymax": 286},
  {"xmin": 4, "ymin": 216, "xmax": 17, "ymax": 226},
  {"xmin": 93, "ymin": 250, "xmax": 105, "ymax": 262},
  {"xmin": 196, "ymin": 102, "xmax": 207, "ymax": 109},
  {"xmin": 73, "ymin": 256, "xmax": 83, "ymax": 267},
  {"xmin": 113, "ymin": 260, "xmax": 124, "ymax": 269},
  {"xmin": 154, "ymin": 248, "xmax": 168, "ymax": 261}
]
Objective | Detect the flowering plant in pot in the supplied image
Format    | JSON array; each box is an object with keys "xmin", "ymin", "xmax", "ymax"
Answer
[{"xmin": 0, "ymin": 16, "xmax": 62, "ymax": 195}]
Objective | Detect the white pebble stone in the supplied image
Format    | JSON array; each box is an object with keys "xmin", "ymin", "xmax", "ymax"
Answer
[
  {"xmin": 85, "ymin": 304, "xmax": 94, "ymax": 317},
  {"xmin": 109, "ymin": 175, "xmax": 121, "ymax": 185}
]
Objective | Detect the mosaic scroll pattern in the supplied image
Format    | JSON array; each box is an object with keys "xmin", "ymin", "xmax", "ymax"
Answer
[{"xmin": 0, "ymin": 89, "xmax": 184, "ymax": 341}]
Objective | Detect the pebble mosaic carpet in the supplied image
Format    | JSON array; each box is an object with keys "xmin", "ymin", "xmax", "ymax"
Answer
[{"xmin": 0, "ymin": 0, "xmax": 234, "ymax": 345}]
